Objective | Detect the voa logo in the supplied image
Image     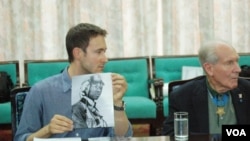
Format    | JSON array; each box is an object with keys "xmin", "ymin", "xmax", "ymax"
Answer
[{"xmin": 226, "ymin": 129, "xmax": 246, "ymax": 136}]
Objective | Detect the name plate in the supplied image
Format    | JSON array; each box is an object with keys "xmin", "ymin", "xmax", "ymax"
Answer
[
  {"xmin": 222, "ymin": 125, "xmax": 250, "ymax": 141},
  {"xmin": 34, "ymin": 137, "xmax": 81, "ymax": 141}
]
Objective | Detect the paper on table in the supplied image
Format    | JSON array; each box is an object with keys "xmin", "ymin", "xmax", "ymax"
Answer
[
  {"xmin": 88, "ymin": 136, "xmax": 132, "ymax": 141},
  {"xmin": 88, "ymin": 137, "xmax": 111, "ymax": 141},
  {"xmin": 34, "ymin": 137, "xmax": 81, "ymax": 141}
]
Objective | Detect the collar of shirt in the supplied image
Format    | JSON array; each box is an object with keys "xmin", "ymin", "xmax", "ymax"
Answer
[{"xmin": 62, "ymin": 66, "xmax": 72, "ymax": 93}]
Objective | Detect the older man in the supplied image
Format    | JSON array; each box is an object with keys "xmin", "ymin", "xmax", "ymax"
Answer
[{"xmin": 162, "ymin": 40, "xmax": 250, "ymax": 135}]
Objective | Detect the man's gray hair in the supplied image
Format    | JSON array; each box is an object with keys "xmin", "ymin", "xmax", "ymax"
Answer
[{"xmin": 198, "ymin": 40, "xmax": 234, "ymax": 65}]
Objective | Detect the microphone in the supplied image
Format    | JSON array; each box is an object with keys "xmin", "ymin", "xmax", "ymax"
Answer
[{"xmin": 238, "ymin": 93, "xmax": 243, "ymax": 102}]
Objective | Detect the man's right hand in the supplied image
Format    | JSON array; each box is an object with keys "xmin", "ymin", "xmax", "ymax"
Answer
[
  {"xmin": 48, "ymin": 114, "xmax": 74, "ymax": 134},
  {"xmin": 27, "ymin": 115, "xmax": 74, "ymax": 141}
]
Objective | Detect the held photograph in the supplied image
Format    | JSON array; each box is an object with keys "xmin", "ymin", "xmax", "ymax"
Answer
[{"xmin": 71, "ymin": 73, "xmax": 114, "ymax": 128}]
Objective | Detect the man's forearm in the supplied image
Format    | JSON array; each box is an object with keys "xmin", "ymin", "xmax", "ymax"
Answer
[
  {"xmin": 26, "ymin": 125, "xmax": 52, "ymax": 141},
  {"xmin": 114, "ymin": 110, "xmax": 130, "ymax": 136}
]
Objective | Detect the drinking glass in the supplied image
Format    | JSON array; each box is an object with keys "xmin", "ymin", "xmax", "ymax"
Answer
[{"xmin": 174, "ymin": 112, "xmax": 189, "ymax": 140}]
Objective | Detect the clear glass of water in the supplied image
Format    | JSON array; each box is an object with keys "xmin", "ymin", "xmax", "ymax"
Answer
[{"xmin": 174, "ymin": 112, "xmax": 188, "ymax": 140}]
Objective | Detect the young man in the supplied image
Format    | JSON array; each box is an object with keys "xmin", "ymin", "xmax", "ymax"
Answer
[
  {"xmin": 161, "ymin": 40, "xmax": 250, "ymax": 135},
  {"xmin": 15, "ymin": 23, "xmax": 133, "ymax": 141}
]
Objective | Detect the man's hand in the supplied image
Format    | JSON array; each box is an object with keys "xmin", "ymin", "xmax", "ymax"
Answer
[
  {"xmin": 111, "ymin": 73, "xmax": 127, "ymax": 105},
  {"xmin": 47, "ymin": 114, "xmax": 73, "ymax": 134},
  {"xmin": 27, "ymin": 114, "xmax": 74, "ymax": 141}
]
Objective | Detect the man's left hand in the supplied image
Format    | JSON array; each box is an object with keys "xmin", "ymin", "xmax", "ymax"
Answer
[{"xmin": 111, "ymin": 73, "xmax": 127, "ymax": 105}]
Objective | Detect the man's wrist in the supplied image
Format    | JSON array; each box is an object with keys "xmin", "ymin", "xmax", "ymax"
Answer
[{"xmin": 114, "ymin": 101, "xmax": 125, "ymax": 111}]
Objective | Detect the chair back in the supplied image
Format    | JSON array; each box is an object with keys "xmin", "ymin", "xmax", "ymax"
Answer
[
  {"xmin": 0, "ymin": 61, "xmax": 19, "ymax": 125},
  {"xmin": 153, "ymin": 55, "xmax": 201, "ymax": 83},
  {"xmin": 10, "ymin": 86, "xmax": 31, "ymax": 136},
  {"xmin": 0, "ymin": 60, "xmax": 19, "ymax": 86},
  {"xmin": 168, "ymin": 75, "xmax": 204, "ymax": 94},
  {"xmin": 24, "ymin": 60, "xmax": 68, "ymax": 86},
  {"xmin": 104, "ymin": 57, "xmax": 151, "ymax": 98},
  {"xmin": 238, "ymin": 54, "xmax": 250, "ymax": 66}
]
